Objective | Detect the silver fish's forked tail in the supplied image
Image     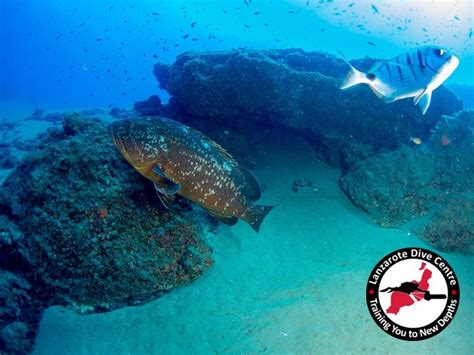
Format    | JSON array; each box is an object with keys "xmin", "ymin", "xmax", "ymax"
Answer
[
  {"xmin": 242, "ymin": 205, "xmax": 274, "ymax": 233},
  {"xmin": 339, "ymin": 55, "xmax": 384, "ymax": 99},
  {"xmin": 339, "ymin": 52, "xmax": 369, "ymax": 90}
]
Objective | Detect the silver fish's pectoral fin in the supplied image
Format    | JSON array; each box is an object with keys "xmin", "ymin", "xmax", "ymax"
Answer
[
  {"xmin": 208, "ymin": 210, "xmax": 238, "ymax": 226},
  {"xmin": 413, "ymin": 89, "xmax": 432, "ymax": 115},
  {"xmin": 368, "ymin": 85, "xmax": 384, "ymax": 99},
  {"xmin": 369, "ymin": 85, "xmax": 396, "ymax": 103},
  {"xmin": 154, "ymin": 183, "xmax": 176, "ymax": 209},
  {"xmin": 382, "ymin": 95, "xmax": 397, "ymax": 103}
]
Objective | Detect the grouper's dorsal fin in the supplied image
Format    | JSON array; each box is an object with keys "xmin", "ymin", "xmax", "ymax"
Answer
[
  {"xmin": 152, "ymin": 165, "xmax": 181, "ymax": 195},
  {"xmin": 208, "ymin": 210, "xmax": 238, "ymax": 226},
  {"xmin": 239, "ymin": 167, "xmax": 262, "ymax": 201},
  {"xmin": 202, "ymin": 136, "xmax": 237, "ymax": 165}
]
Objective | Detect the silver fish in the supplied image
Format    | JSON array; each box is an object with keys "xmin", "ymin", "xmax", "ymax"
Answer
[{"xmin": 340, "ymin": 45, "xmax": 460, "ymax": 114}]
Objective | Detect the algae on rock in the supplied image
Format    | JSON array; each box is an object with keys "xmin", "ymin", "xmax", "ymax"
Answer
[
  {"xmin": 154, "ymin": 49, "xmax": 462, "ymax": 168},
  {"xmin": 0, "ymin": 115, "xmax": 213, "ymax": 354},
  {"xmin": 340, "ymin": 110, "xmax": 474, "ymax": 253}
]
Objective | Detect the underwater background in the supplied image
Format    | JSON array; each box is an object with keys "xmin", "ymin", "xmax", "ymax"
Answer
[{"xmin": 0, "ymin": 0, "xmax": 473, "ymax": 354}]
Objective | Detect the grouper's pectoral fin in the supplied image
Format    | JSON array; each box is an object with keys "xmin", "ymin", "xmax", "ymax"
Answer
[
  {"xmin": 208, "ymin": 210, "xmax": 238, "ymax": 226},
  {"xmin": 148, "ymin": 165, "xmax": 180, "ymax": 209},
  {"xmin": 151, "ymin": 165, "xmax": 180, "ymax": 195},
  {"xmin": 144, "ymin": 165, "xmax": 181, "ymax": 195},
  {"xmin": 154, "ymin": 185, "xmax": 176, "ymax": 209}
]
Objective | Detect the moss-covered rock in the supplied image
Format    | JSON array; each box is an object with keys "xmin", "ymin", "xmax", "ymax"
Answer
[
  {"xmin": 419, "ymin": 196, "xmax": 474, "ymax": 254},
  {"xmin": 154, "ymin": 49, "xmax": 462, "ymax": 168},
  {"xmin": 0, "ymin": 115, "xmax": 213, "ymax": 353},
  {"xmin": 340, "ymin": 110, "xmax": 474, "ymax": 253},
  {"xmin": 0, "ymin": 148, "xmax": 17, "ymax": 169}
]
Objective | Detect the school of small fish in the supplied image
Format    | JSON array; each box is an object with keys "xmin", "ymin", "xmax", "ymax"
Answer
[
  {"xmin": 48, "ymin": 1, "xmax": 470, "ymax": 103},
  {"xmin": 94, "ymin": 2, "xmax": 466, "ymax": 232}
]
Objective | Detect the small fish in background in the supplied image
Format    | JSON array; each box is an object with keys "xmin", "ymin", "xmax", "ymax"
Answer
[
  {"xmin": 109, "ymin": 117, "xmax": 274, "ymax": 232},
  {"xmin": 440, "ymin": 134, "xmax": 452, "ymax": 146},
  {"xmin": 340, "ymin": 45, "xmax": 460, "ymax": 115},
  {"xmin": 410, "ymin": 137, "xmax": 422, "ymax": 145}
]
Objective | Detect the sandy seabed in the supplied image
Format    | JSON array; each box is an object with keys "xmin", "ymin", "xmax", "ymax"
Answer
[{"xmin": 28, "ymin": 132, "xmax": 473, "ymax": 354}]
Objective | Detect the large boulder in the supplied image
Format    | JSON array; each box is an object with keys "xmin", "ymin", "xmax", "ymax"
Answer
[
  {"xmin": 0, "ymin": 115, "xmax": 212, "ymax": 354},
  {"xmin": 340, "ymin": 110, "xmax": 474, "ymax": 253},
  {"xmin": 133, "ymin": 95, "xmax": 162, "ymax": 116},
  {"xmin": 154, "ymin": 49, "xmax": 462, "ymax": 168}
]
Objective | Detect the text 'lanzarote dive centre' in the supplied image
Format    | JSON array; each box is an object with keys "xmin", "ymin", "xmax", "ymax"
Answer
[{"xmin": 366, "ymin": 247, "xmax": 460, "ymax": 341}]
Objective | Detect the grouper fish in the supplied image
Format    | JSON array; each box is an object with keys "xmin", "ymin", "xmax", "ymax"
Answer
[{"xmin": 109, "ymin": 117, "xmax": 273, "ymax": 232}]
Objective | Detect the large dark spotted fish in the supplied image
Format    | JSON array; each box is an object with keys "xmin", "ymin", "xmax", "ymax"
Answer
[
  {"xmin": 340, "ymin": 45, "xmax": 459, "ymax": 115},
  {"xmin": 109, "ymin": 117, "xmax": 273, "ymax": 232}
]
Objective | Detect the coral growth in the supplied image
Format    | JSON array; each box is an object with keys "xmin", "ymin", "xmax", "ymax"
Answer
[
  {"xmin": 420, "ymin": 197, "xmax": 474, "ymax": 254},
  {"xmin": 0, "ymin": 115, "xmax": 212, "ymax": 354},
  {"xmin": 0, "ymin": 148, "xmax": 17, "ymax": 169},
  {"xmin": 154, "ymin": 49, "xmax": 461, "ymax": 168},
  {"xmin": 340, "ymin": 110, "xmax": 474, "ymax": 252},
  {"xmin": 133, "ymin": 95, "xmax": 162, "ymax": 116}
]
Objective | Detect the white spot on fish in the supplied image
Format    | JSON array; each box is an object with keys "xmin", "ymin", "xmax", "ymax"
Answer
[{"xmin": 222, "ymin": 161, "xmax": 232, "ymax": 172}]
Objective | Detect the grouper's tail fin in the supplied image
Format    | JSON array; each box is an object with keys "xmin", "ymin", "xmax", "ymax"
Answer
[
  {"xmin": 339, "ymin": 51, "xmax": 369, "ymax": 90},
  {"xmin": 242, "ymin": 205, "xmax": 274, "ymax": 233}
]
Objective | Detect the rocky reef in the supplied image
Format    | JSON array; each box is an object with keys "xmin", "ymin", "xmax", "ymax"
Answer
[
  {"xmin": 0, "ymin": 148, "xmax": 17, "ymax": 169},
  {"xmin": 0, "ymin": 115, "xmax": 212, "ymax": 354},
  {"xmin": 133, "ymin": 94, "xmax": 162, "ymax": 116},
  {"xmin": 340, "ymin": 110, "xmax": 474, "ymax": 253},
  {"xmin": 154, "ymin": 48, "xmax": 462, "ymax": 168},
  {"xmin": 0, "ymin": 48, "xmax": 470, "ymax": 353},
  {"xmin": 149, "ymin": 48, "xmax": 471, "ymax": 253}
]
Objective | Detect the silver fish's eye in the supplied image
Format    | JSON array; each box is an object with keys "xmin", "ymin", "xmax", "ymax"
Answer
[{"xmin": 435, "ymin": 48, "xmax": 445, "ymax": 56}]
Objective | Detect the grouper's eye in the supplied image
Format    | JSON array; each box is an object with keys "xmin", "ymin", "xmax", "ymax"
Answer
[{"xmin": 434, "ymin": 48, "xmax": 445, "ymax": 56}]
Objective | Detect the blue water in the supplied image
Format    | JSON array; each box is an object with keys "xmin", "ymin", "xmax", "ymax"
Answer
[
  {"xmin": 1, "ymin": 0, "xmax": 473, "ymax": 109},
  {"xmin": 1, "ymin": 1, "xmax": 473, "ymax": 354}
]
